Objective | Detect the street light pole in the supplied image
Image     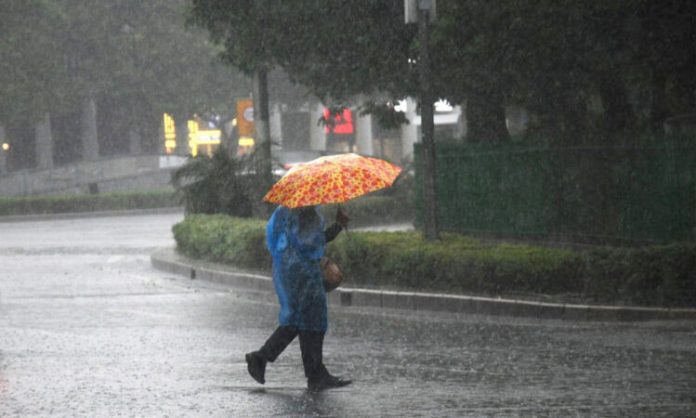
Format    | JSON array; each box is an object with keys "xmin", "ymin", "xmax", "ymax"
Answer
[{"xmin": 411, "ymin": 0, "xmax": 440, "ymax": 240}]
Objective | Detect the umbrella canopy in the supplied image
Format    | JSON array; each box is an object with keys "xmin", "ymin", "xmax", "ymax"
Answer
[{"xmin": 263, "ymin": 153, "xmax": 402, "ymax": 208}]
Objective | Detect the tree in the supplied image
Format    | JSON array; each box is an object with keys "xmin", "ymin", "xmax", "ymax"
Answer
[
  {"xmin": 0, "ymin": 0, "xmax": 74, "ymax": 169},
  {"xmin": 55, "ymin": 0, "xmax": 250, "ymax": 155},
  {"xmin": 431, "ymin": 0, "xmax": 514, "ymax": 142},
  {"xmin": 0, "ymin": 1, "xmax": 69, "ymax": 123},
  {"xmin": 632, "ymin": 0, "xmax": 696, "ymax": 133},
  {"xmin": 189, "ymin": 0, "xmax": 280, "ymax": 213},
  {"xmin": 437, "ymin": 0, "xmax": 696, "ymax": 140},
  {"xmin": 186, "ymin": 0, "xmax": 696, "ymax": 242},
  {"xmin": 1, "ymin": 0, "xmax": 251, "ymax": 169}
]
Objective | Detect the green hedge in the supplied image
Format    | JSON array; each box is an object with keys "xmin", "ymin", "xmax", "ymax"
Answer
[
  {"xmin": 173, "ymin": 214, "xmax": 270, "ymax": 269},
  {"xmin": 172, "ymin": 214, "xmax": 696, "ymax": 308},
  {"xmin": 326, "ymin": 231, "xmax": 582, "ymax": 296},
  {"xmin": 579, "ymin": 245, "xmax": 696, "ymax": 307},
  {"xmin": 318, "ymin": 195, "xmax": 414, "ymax": 227},
  {"xmin": 0, "ymin": 190, "xmax": 179, "ymax": 216}
]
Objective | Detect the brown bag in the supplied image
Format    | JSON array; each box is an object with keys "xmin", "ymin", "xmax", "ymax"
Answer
[{"xmin": 320, "ymin": 256, "xmax": 343, "ymax": 292}]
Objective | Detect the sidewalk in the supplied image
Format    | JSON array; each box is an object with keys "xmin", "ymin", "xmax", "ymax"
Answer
[{"xmin": 151, "ymin": 247, "xmax": 696, "ymax": 322}]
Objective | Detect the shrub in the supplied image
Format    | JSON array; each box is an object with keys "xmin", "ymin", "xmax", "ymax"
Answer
[
  {"xmin": 580, "ymin": 244, "xmax": 696, "ymax": 306},
  {"xmin": 172, "ymin": 214, "xmax": 696, "ymax": 307},
  {"xmin": 173, "ymin": 215, "xmax": 580, "ymax": 298},
  {"xmin": 325, "ymin": 232, "xmax": 582, "ymax": 295},
  {"xmin": 171, "ymin": 149, "xmax": 257, "ymax": 217},
  {"xmin": 173, "ymin": 214, "xmax": 270, "ymax": 269},
  {"xmin": 319, "ymin": 195, "xmax": 414, "ymax": 228},
  {"xmin": 0, "ymin": 190, "xmax": 178, "ymax": 216}
]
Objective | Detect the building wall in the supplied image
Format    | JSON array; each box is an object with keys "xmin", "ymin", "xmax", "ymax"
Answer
[{"xmin": 273, "ymin": 99, "xmax": 528, "ymax": 164}]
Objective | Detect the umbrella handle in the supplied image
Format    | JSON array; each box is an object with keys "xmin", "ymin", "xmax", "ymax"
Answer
[{"xmin": 336, "ymin": 204, "xmax": 350, "ymax": 233}]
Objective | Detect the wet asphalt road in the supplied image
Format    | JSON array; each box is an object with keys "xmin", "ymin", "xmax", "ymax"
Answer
[{"xmin": 1, "ymin": 213, "xmax": 696, "ymax": 417}]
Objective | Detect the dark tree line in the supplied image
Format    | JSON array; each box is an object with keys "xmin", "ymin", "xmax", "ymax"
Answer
[
  {"xmin": 3, "ymin": 1, "xmax": 694, "ymax": 171},
  {"xmin": 190, "ymin": 0, "xmax": 696, "ymax": 143}
]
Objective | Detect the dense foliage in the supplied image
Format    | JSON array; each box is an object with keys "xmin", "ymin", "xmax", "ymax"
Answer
[
  {"xmin": 189, "ymin": 0, "xmax": 696, "ymax": 141},
  {"xmin": 171, "ymin": 149, "xmax": 257, "ymax": 217},
  {"xmin": 4, "ymin": 1, "xmax": 694, "ymax": 166},
  {"xmin": 0, "ymin": 191, "xmax": 178, "ymax": 216},
  {"xmin": 173, "ymin": 214, "xmax": 269, "ymax": 268},
  {"xmin": 173, "ymin": 214, "xmax": 696, "ymax": 308}
]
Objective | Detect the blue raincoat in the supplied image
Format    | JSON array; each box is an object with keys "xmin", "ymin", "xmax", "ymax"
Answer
[{"xmin": 266, "ymin": 205, "xmax": 328, "ymax": 332}]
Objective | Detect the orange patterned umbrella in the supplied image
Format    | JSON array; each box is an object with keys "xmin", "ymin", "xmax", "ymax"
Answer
[{"xmin": 263, "ymin": 153, "xmax": 402, "ymax": 208}]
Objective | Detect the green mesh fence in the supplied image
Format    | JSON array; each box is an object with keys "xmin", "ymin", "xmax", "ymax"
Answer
[{"xmin": 415, "ymin": 139, "xmax": 696, "ymax": 244}]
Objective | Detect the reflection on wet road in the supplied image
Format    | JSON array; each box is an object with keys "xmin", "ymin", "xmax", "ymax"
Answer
[{"xmin": 1, "ymin": 214, "xmax": 695, "ymax": 416}]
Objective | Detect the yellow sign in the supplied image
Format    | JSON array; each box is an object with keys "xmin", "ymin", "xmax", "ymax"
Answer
[
  {"xmin": 194, "ymin": 130, "xmax": 221, "ymax": 143},
  {"xmin": 236, "ymin": 98, "xmax": 255, "ymax": 137},
  {"xmin": 165, "ymin": 112, "xmax": 250, "ymax": 156},
  {"xmin": 163, "ymin": 113, "xmax": 176, "ymax": 154},
  {"xmin": 239, "ymin": 137, "xmax": 255, "ymax": 147},
  {"xmin": 188, "ymin": 119, "xmax": 222, "ymax": 157}
]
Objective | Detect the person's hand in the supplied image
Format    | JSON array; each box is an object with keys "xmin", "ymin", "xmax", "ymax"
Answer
[{"xmin": 335, "ymin": 207, "xmax": 349, "ymax": 228}]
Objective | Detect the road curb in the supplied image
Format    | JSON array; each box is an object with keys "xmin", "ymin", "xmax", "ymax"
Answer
[{"xmin": 150, "ymin": 248, "xmax": 696, "ymax": 322}]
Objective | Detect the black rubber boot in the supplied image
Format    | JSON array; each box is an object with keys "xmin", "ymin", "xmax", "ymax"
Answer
[
  {"xmin": 308, "ymin": 370, "xmax": 353, "ymax": 392},
  {"xmin": 245, "ymin": 351, "xmax": 266, "ymax": 384},
  {"xmin": 299, "ymin": 331, "xmax": 352, "ymax": 391},
  {"xmin": 246, "ymin": 326, "xmax": 298, "ymax": 384}
]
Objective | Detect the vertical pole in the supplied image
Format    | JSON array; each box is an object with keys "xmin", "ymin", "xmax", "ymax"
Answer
[
  {"xmin": 328, "ymin": 127, "xmax": 335, "ymax": 151},
  {"xmin": 128, "ymin": 128, "xmax": 142, "ymax": 155},
  {"xmin": 310, "ymin": 103, "xmax": 327, "ymax": 151},
  {"xmin": 253, "ymin": 68, "xmax": 273, "ymax": 214},
  {"xmin": 158, "ymin": 122, "xmax": 166, "ymax": 154},
  {"xmin": 0, "ymin": 125, "xmax": 7, "ymax": 174},
  {"xmin": 355, "ymin": 111, "xmax": 374, "ymax": 156},
  {"xmin": 419, "ymin": 4, "xmax": 440, "ymax": 240},
  {"xmin": 81, "ymin": 94, "xmax": 100, "ymax": 161},
  {"xmin": 35, "ymin": 112, "xmax": 54, "ymax": 170},
  {"xmin": 400, "ymin": 98, "xmax": 418, "ymax": 161},
  {"xmin": 175, "ymin": 118, "xmax": 189, "ymax": 157}
]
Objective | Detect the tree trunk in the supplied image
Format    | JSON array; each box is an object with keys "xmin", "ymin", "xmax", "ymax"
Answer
[
  {"xmin": 465, "ymin": 88, "xmax": 510, "ymax": 142},
  {"xmin": 253, "ymin": 67, "xmax": 273, "ymax": 216},
  {"xmin": 128, "ymin": 128, "xmax": 142, "ymax": 155},
  {"xmin": 598, "ymin": 71, "xmax": 634, "ymax": 134},
  {"xmin": 80, "ymin": 94, "xmax": 100, "ymax": 161},
  {"xmin": 649, "ymin": 68, "xmax": 668, "ymax": 134},
  {"xmin": 418, "ymin": 5, "xmax": 439, "ymax": 241},
  {"xmin": 219, "ymin": 117, "xmax": 238, "ymax": 157},
  {"xmin": 35, "ymin": 113, "xmax": 54, "ymax": 170}
]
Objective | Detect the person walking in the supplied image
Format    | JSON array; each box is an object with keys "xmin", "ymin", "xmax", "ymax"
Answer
[{"xmin": 245, "ymin": 205, "xmax": 352, "ymax": 391}]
